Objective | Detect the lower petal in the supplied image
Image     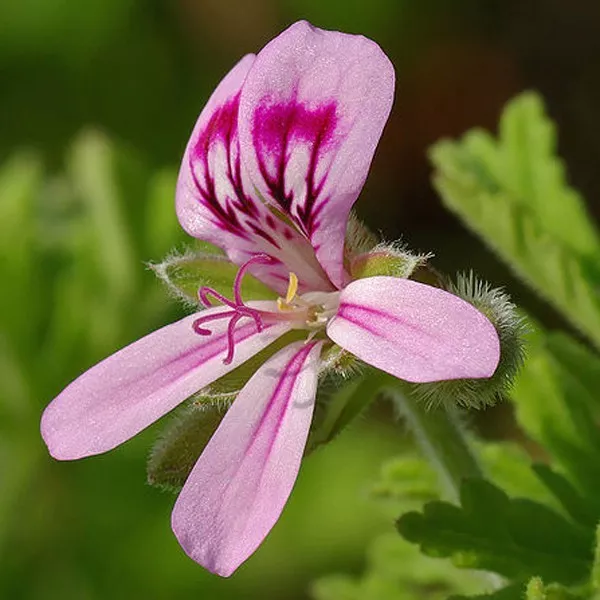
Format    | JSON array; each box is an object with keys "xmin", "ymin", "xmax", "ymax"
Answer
[
  {"xmin": 41, "ymin": 302, "xmax": 290, "ymax": 460},
  {"xmin": 327, "ymin": 276, "xmax": 500, "ymax": 383},
  {"xmin": 171, "ymin": 339, "xmax": 323, "ymax": 577}
]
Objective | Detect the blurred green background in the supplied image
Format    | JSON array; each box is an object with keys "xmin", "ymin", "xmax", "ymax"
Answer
[{"xmin": 2, "ymin": 1, "xmax": 599, "ymax": 598}]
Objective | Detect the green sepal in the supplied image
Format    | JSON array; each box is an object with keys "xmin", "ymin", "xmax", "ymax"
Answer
[
  {"xmin": 397, "ymin": 478, "xmax": 592, "ymax": 585},
  {"xmin": 350, "ymin": 245, "xmax": 430, "ymax": 280},
  {"xmin": 150, "ymin": 249, "xmax": 276, "ymax": 306},
  {"xmin": 409, "ymin": 272, "xmax": 527, "ymax": 409},
  {"xmin": 306, "ymin": 368, "xmax": 386, "ymax": 454},
  {"xmin": 147, "ymin": 400, "xmax": 226, "ymax": 492}
]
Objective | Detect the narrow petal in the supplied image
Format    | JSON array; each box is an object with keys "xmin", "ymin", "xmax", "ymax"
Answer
[
  {"xmin": 176, "ymin": 54, "xmax": 331, "ymax": 294},
  {"xmin": 171, "ymin": 339, "xmax": 323, "ymax": 577},
  {"xmin": 41, "ymin": 302, "xmax": 290, "ymax": 460},
  {"xmin": 327, "ymin": 277, "xmax": 500, "ymax": 382},
  {"xmin": 239, "ymin": 21, "xmax": 395, "ymax": 288}
]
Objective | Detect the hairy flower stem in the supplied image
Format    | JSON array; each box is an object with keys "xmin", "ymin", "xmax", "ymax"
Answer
[{"xmin": 385, "ymin": 377, "xmax": 483, "ymax": 503}]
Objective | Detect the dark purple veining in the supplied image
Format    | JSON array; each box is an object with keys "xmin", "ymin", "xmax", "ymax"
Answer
[
  {"xmin": 252, "ymin": 99, "xmax": 338, "ymax": 238},
  {"xmin": 189, "ymin": 93, "xmax": 278, "ymax": 248}
]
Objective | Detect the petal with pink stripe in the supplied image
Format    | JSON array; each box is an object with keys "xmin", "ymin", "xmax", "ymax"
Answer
[
  {"xmin": 171, "ymin": 339, "xmax": 323, "ymax": 576},
  {"xmin": 239, "ymin": 21, "xmax": 395, "ymax": 288},
  {"xmin": 327, "ymin": 277, "xmax": 500, "ymax": 383},
  {"xmin": 176, "ymin": 54, "xmax": 331, "ymax": 294},
  {"xmin": 41, "ymin": 302, "xmax": 290, "ymax": 460}
]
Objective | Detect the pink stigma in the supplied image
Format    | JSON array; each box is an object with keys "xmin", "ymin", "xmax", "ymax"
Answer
[{"xmin": 192, "ymin": 254, "xmax": 274, "ymax": 365}]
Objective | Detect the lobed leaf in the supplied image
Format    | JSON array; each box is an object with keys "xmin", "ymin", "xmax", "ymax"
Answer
[
  {"xmin": 431, "ymin": 92, "xmax": 600, "ymax": 349},
  {"xmin": 398, "ymin": 478, "xmax": 592, "ymax": 585}
]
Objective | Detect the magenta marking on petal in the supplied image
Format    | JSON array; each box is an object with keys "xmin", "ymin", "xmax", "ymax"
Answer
[
  {"xmin": 337, "ymin": 302, "xmax": 434, "ymax": 340},
  {"xmin": 219, "ymin": 341, "xmax": 317, "ymax": 487},
  {"xmin": 252, "ymin": 100, "xmax": 338, "ymax": 238}
]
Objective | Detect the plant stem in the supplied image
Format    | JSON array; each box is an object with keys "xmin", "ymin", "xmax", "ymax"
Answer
[{"xmin": 384, "ymin": 377, "xmax": 483, "ymax": 503}]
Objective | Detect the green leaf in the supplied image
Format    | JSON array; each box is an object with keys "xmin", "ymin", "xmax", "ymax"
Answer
[
  {"xmin": 312, "ymin": 533, "xmax": 484, "ymax": 600},
  {"xmin": 430, "ymin": 92, "xmax": 600, "ymax": 348},
  {"xmin": 0, "ymin": 151, "xmax": 43, "ymax": 351},
  {"xmin": 397, "ymin": 478, "xmax": 592, "ymax": 585},
  {"xmin": 478, "ymin": 443, "xmax": 556, "ymax": 507},
  {"xmin": 532, "ymin": 464, "xmax": 599, "ymax": 529},
  {"xmin": 591, "ymin": 525, "xmax": 600, "ymax": 591},
  {"xmin": 369, "ymin": 455, "xmax": 440, "ymax": 517},
  {"xmin": 510, "ymin": 324, "xmax": 600, "ymax": 505},
  {"xmin": 150, "ymin": 250, "xmax": 276, "ymax": 306},
  {"xmin": 143, "ymin": 167, "xmax": 183, "ymax": 258},
  {"xmin": 147, "ymin": 401, "xmax": 225, "ymax": 492},
  {"xmin": 450, "ymin": 582, "xmax": 527, "ymax": 600},
  {"xmin": 524, "ymin": 577, "xmax": 580, "ymax": 600},
  {"xmin": 68, "ymin": 130, "xmax": 139, "ymax": 302}
]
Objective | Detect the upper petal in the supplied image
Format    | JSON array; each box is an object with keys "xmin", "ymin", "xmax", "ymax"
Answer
[
  {"xmin": 41, "ymin": 302, "xmax": 291, "ymax": 460},
  {"xmin": 171, "ymin": 339, "xmax": 323, "ymax": 577},
  {"xmin": 239, "ymin": 21, "xmax": 395, "ymax": 288},
  {"xmin": 327, "ymin": 277, "xmax": 500, "ymax": 382},
  {"xmin": 176, "ymin": 54, "xmax": 331, "ymax": 294}
]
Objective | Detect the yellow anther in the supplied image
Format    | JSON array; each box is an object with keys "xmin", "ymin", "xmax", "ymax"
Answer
[
  {"xmin": 277, "ymin": 272, "xmax": 299, "ymax": 312},
  {"xmin": 285, "ymin": 272, "xmax": 298, "ymax": 304}
]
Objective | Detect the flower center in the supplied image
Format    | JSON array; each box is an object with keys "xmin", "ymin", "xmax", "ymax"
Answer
[{"xmin": 192, "ymin": 254, "xmax": 339, "ymax": 364}]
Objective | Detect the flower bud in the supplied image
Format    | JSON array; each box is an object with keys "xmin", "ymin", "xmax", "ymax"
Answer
[{"xmin": 350, "ymin": 244, "xmax": 431, "ymax": 280}]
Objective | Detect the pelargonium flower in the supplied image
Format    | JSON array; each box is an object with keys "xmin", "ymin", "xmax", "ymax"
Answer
[{"xmin": 41, "ymin": 21, "xmax": 500, "ymax": 577}]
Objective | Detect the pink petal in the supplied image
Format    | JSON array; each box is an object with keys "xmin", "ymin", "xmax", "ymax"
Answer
[
  {"xmin": 239, "ymin": 21, "xmax": 395, "ymax": 289},
  {"xmin": 171, "ymin": 339, "xmax": 323, "ymax": 577},
  {"xmin": 176, "ymin": 54, "xmax": 331, "ymax": 294},
  {"xmin": 327, "ymin": 277, "xmax": 500, "ymax": 382},
  {"xmin": 41, "ymin": 302, "xmax": 290, "ymax": 460}
]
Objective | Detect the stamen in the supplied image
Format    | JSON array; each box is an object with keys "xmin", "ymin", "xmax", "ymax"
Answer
[
  {"xmin": 285, "ymin": 272, "xmax": 299, "ymax": 304},
  {"xmin": 277, "ymin": 271, "xmax": 299, "ymax": 311},
  {"xmin": 193, "ymin": 254, "xmax": 273, "ymax": 364}
]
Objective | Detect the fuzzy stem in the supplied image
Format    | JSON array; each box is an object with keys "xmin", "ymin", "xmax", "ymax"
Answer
[{"xmin": 384, "ymin": 377, "xmax": 483, "ymax": 503}]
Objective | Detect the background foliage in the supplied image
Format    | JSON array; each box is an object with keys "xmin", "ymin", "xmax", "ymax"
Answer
[{"xmin": 2, "ymin": 1, "xmax": 600, "ymax": 599}]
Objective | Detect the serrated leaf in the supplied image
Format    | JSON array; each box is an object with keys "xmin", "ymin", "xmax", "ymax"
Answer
[
  {"xmin": 431, "ymin": 92, "xmax": 600, "ymax": 349},
  {"xmin": 147, "ymin": 401, "xmax": 225, "ymax": 492},
  {"xmin": 150, "ymin": 250, "xmax": 276, "ymax": 306},
  {"xmin": 478, "ymin": 443, "xmax": 556, "ymax": 506},
  {"xmin": 398, "ymin": 478, "xmax": 591, "ymax": 584},
  {"xmin": 510, "ymin": 323, "xmax": 600, "ymax": 505},
  {"xmin": 369, "ymin": 455, "xmax": 440, "ymax": 517},
  {"xmin": 525, "ymin": 577, "xmax": 580, "ymax": 600},
  {"xmin": 312, "ymin": 533, "xmax": 483, "ymax": 600},
  {"xmin": 532, "ymin": 464, "xmax": 598, "ymax": 529}
]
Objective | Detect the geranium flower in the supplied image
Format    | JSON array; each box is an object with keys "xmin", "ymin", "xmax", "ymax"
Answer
[{"xmin": 41, "ymin": 21, "xmax": 500, "ymax": 577}]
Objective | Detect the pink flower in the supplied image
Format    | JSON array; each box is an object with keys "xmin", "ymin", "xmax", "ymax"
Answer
[{"xmin": 41, "ymin": 21, "xmax": 500, "ymax": 577}]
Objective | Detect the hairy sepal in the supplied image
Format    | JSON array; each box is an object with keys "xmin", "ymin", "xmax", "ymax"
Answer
[
  {"xmin": 149, "ymin": 249, "xmax": 276, "ymax": 307},
  {"xmin": 147, "ymin": 400, "xmax": 226, "ymax": 492},
  {"xmin": 350, "ymin": 244, "xmax": 431, "ymax": 280}
]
